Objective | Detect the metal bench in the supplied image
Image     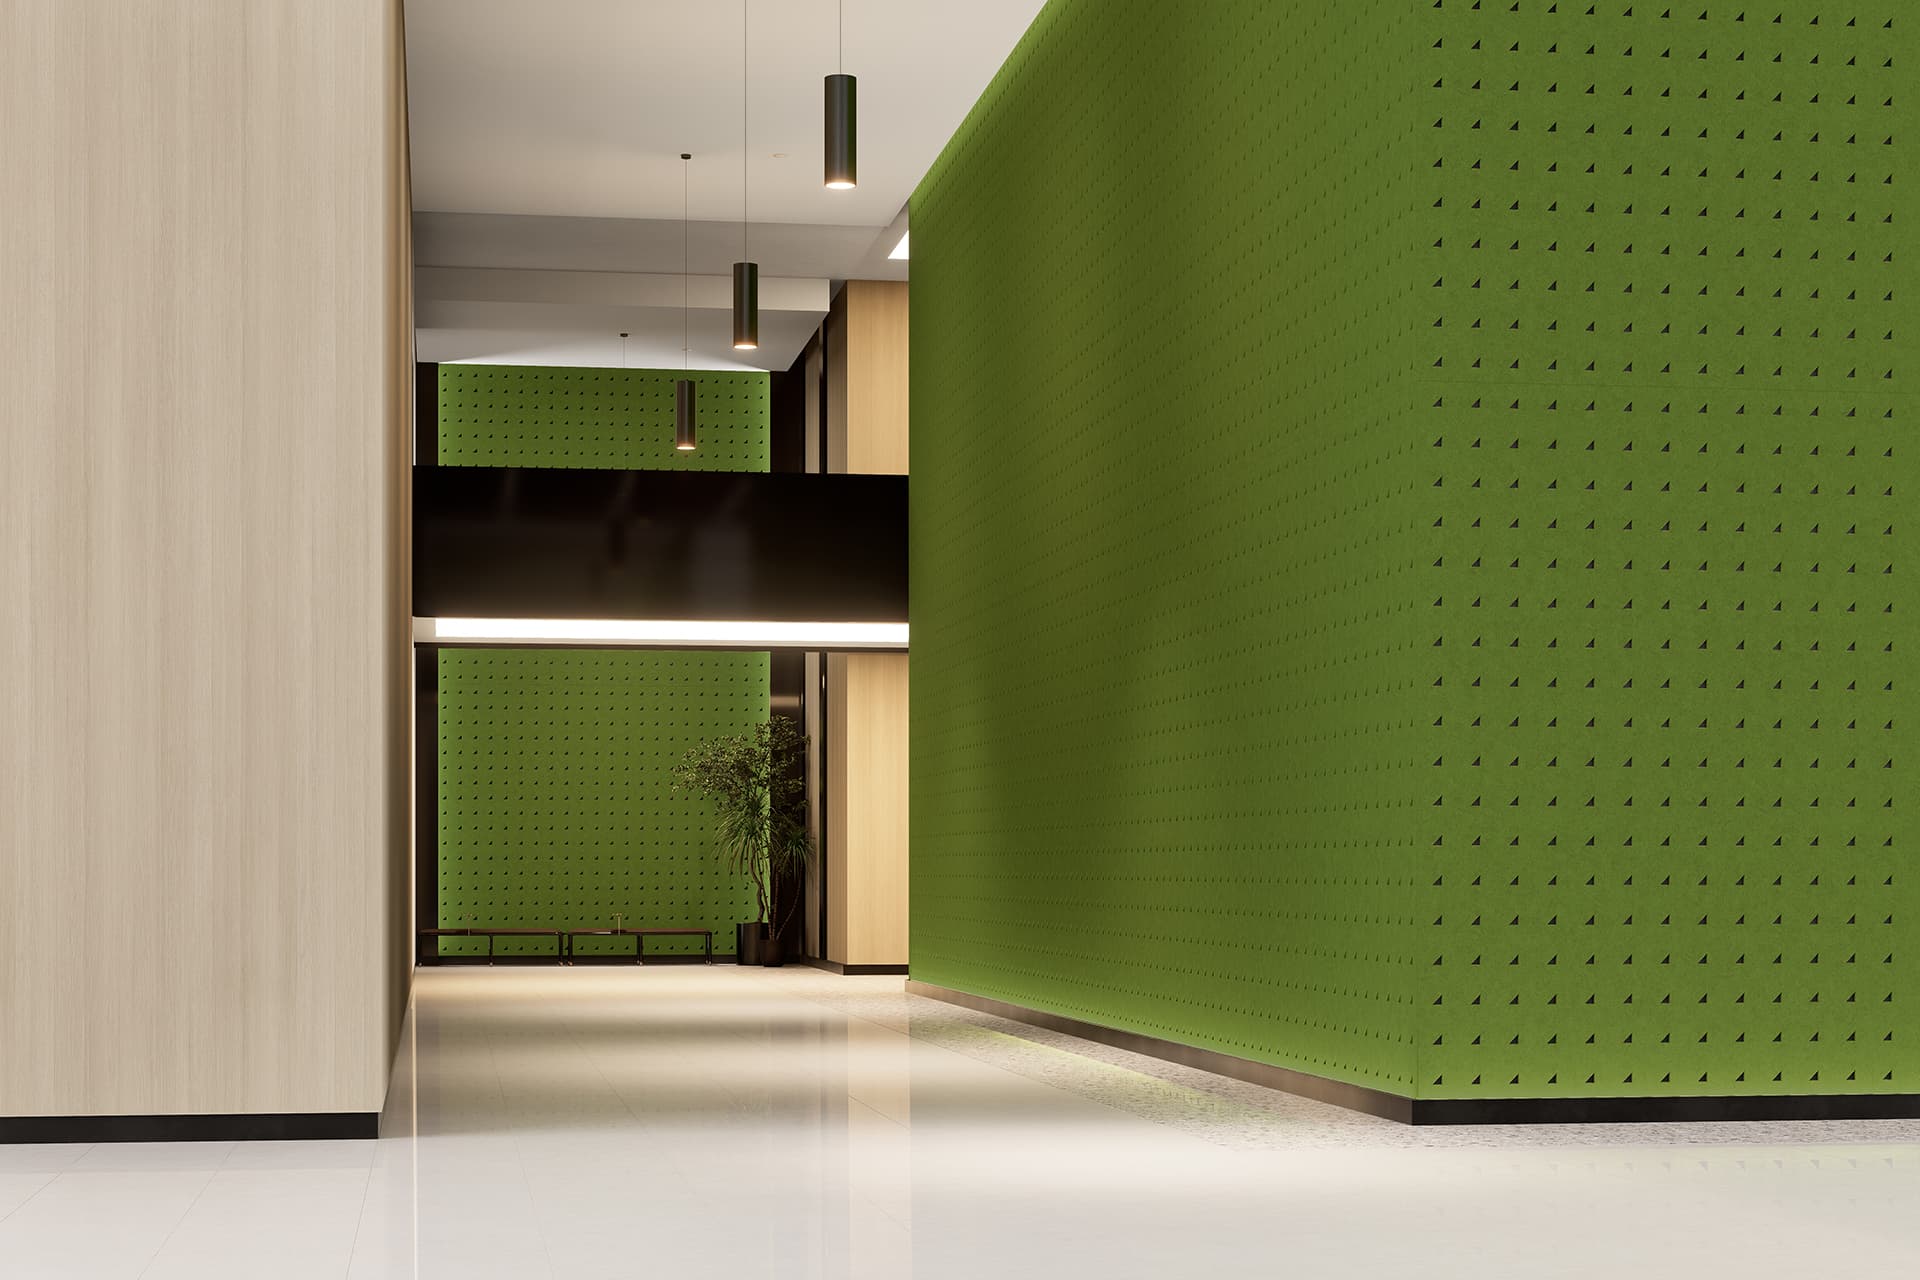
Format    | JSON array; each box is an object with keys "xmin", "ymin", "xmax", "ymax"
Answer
[
  {"xmin": 564, "ymin": 927, "xmax": 714, "ymax": 965},
  {"xmin": 417, "ymin": 926, "xmax": 565, "ymax": 963}
]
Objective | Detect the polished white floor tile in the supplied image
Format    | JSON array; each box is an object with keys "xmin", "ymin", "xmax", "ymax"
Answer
[
  {"xmin": 5, "ymin": 966, "xmax": 1919, "ymax": 1278},
  {"xmin": 66, "ymin": 1141, "xmax": 234, "ymax": 1173},
  {"xmin": 0, "ymin": 1144, "xmax": 91, "ymax": 1176},
  {"xmin": 342, "ymin": 1143, "xmax": 418, "ymax": 1280},
  {"xmin": 0, "ymin": 1170, "xmax": 211, "ymax": 1277},
  {"xmin": 138, "ymin": 1168, "xmax": 370, "ymax": 1279},
  {"xmin": 0, "ymin": 1172, "xmax": 60, "ymax": 1227},
  {"xmin": 217, "ymin": 1139, "xmax": 378, "ymax": 1172},
  {"xmin": 0, "ymin": 1144, "xmax": 88, "ymax": 1229}
]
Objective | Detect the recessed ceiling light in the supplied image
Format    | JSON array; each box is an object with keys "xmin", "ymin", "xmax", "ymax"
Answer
[{"xmin": 888, "ymin": 231, "xmax": 909, "ymax": 260}]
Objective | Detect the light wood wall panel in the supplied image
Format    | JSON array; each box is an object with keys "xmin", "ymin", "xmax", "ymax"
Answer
[
  {"xmin": 827, "ymin": 654, "xmax": 909, "ymax": 967},
  {"xmin": 826, "ymin": 289, "xmax": 850, "ymax": 474},
  {"xmin": 822, "ymin": 280, "xmax": 909, "ymax": 965},
  {"xmin": 845, "ymin": 281, "xmax": 910, "ymax": 475},
  {"xmin": 0, "ymin": 0, "xmax": 412, "ymax": 1117},
  {"xmin": 385, "ymin": 0, "xmax": 417, "ymax": 1078},
  {"xmin": 826, "ymin": 280, "xmax": 909, "ymax": 477},
  {"xmin": 828, "ymin": 657, "xmax": 849, "ymax": 964},
  {"xmin": 803, "ymin": 650, "xmax": 824, "ymax": 959}
]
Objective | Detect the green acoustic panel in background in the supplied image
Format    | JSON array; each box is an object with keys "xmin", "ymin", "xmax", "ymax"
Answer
[
  {"xmin": 435, "ymin": 362, "xmax": 774, "ymax": 957},
  {"xmin": 910, "ymin": 0, "xmax": 1432, "ymax": 1096},
  {"xmin": 911, "ymin": 0, "xmax": 1915, "ymax": 1102},
  {"xmin": 437, "ymin": 649, "xmax": 767, "ymax": 956},
  {"xmin": 437, "ymin": 364, "xmax": 769, "ymax": 471}
]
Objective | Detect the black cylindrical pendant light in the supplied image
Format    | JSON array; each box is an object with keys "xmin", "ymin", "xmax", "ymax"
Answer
[
  {"xmin": 732, "ymin": 0, "xmax": 760, "ymax": 350},
  {"xmin": 824, "ymin": 1, "xmax": 855, "ymax": 189},
  {"xmin": 677, "ymin": 153, "xmax": 697, "ymax": 452},
  {"xmin": 825, "ymin": 74, "xmax": 856, "ymax": 190},
  {"xmin": 732, "ymin": 261, "xmax": 759, "ymax": 350},
  {"xmin": 675, "ymin": 378, "xmax": 696, "ymax": 451}
]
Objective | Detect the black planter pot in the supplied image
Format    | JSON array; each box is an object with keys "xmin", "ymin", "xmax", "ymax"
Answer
[{"xmin": 735, "ymin": 921, "xmax": 785, "ymax": 968}]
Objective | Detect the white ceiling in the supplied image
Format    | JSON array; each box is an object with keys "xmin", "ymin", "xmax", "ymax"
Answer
[
  {"xmin": 406, "ymin": 1, "xmax": 1044, "ymax": 370},
  {"xmin": 407, "ymin": 0, "xmax": 1045, "ymax": 225},
  {"xmin": 411, "ymin": 211, "xmax": 881, "ymax": 370}
]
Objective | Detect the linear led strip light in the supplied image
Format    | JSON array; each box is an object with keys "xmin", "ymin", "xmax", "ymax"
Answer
[{"xmin": 418, "ymin": 617, "xmax": 908, "ymax": 650}]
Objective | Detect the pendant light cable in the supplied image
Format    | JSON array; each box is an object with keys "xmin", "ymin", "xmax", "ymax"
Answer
[
  {"xmin": 743, "ymin": 0, "xmax": 749, "ymax": 263},
  {"xmin": 824, "ymin": 0, "xmax": 856, "ymax": 189},
  {"xmin": 732, "ymin": 1, "xmax": 760, "ymax": 349},
  {"xmin": 676, "ymin": 152, "xmax": 697, "ymax": 452},
  {"xmin": 682, "ymin": 153, "xmax": 690, "ymax": 369}
]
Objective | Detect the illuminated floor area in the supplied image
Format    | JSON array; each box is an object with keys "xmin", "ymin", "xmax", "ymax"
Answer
[{"xmin": 3, "ymin": 967, "xmax": 1918, "ymax": 1278}]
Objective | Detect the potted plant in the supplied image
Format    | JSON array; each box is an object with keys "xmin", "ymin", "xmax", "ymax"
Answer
[{"xmin": 673, "ymin": 717, "xmax": 812, "ymax": 965}]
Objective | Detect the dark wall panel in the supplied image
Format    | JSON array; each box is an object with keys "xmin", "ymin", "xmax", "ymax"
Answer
[{"xmin": 413, "ymin": 468, "xmax": 907, "ymax": 623}]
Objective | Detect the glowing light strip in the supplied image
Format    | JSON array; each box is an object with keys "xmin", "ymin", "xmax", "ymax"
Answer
[{"xmin": 420, "ymin": 617, "xmax": 908, "ymax": 650}]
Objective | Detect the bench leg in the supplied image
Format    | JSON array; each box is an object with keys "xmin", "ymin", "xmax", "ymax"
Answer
[{"xmin": 635, "ymin": 933, "xmax": 645, "ymax": 966}]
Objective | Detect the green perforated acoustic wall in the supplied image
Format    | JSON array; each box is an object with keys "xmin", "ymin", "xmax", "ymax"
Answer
[
  {"xmin": 910, "ymin": 1, "xmax": 1915, "ymax": 1103},
  {"xmin": 435, "ymin": 364, "xmax": 770, "ymax": 957},
  {"xmin": 436, "ymin": 649, "xmax": 766, "ymax": 957},
  {"xmin": 437, "ymin": 364, "xmax": 768, "ymax": 471},
  {"xmin": 1418, "ymin": 2, "xmax": 1914, "ymax": 1102},
  {"xmin": 910, "ymin": 0, "xmax": 1432, "ymax": 1095}
]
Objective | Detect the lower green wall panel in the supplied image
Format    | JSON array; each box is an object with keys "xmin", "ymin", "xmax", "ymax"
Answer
[{"xmin": 436, "ymin": 649, "xmax": 768, "ymax": 957}]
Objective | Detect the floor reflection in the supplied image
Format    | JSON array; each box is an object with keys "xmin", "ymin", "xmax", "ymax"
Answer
[{"xmin": 1, "ymin": 967, "xmax": 1916, "ymax": 1277}]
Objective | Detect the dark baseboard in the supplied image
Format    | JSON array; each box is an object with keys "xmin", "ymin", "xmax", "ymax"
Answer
[
  {"xmin": 903, "ymin": 982, "xmax": 1920, "ymax": 1126},
  {"xmin": 0, "ymin": 1112, "xmax": 379, "ymax": 1144},
  {"xmin": 904, "ymin": 980, "xmax": 1413, "ymax": 1123},
  {"xmin": 1413, "ymin": 1093, "xmax": 1920, "ymax": 1125},
  {"xmin": 421, "ymin": 954, "xmax": 734, "ymax": 966},
  {"xmin": 809, "ymin": 958, "xmax": 911, "ymax": 976}
]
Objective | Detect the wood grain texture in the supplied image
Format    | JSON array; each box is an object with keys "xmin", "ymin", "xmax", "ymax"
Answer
[
  {"xmin": 822, "ymin": 281, "xmax": 908, "ymax": 961},
  {"xmin": 826, "ymin": 287, "xmax": 850, "ymax": 474},
  {"xmin": 803, "ymin": 649, "xmax": 824, "ymax": 958},
  {"xmin": 842, "ymin": 281, "xmax": 909, "ymax": 476},
  {"xmin": 825, "ymin": 654, "xmax": 909, "ymax": 966},
  {"xmin": 384, "ymin": 0, "xmax": 417, "ymax": 1081},
  {"xmin": 827, "ymin": 654, "xmax": 850, "ymax": 964},
  {"xmin": 803, "ymin": 339, "xmax": 823, "ymax": 475},
  {"xmin": 0, "ymin": 0, "xmax": 411, "ymax": 1117}
]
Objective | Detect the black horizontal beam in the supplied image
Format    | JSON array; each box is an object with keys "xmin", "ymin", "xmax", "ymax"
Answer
[{"xmin": 413, "ymin": 467, "xmax": 906, "ymax": 623}]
